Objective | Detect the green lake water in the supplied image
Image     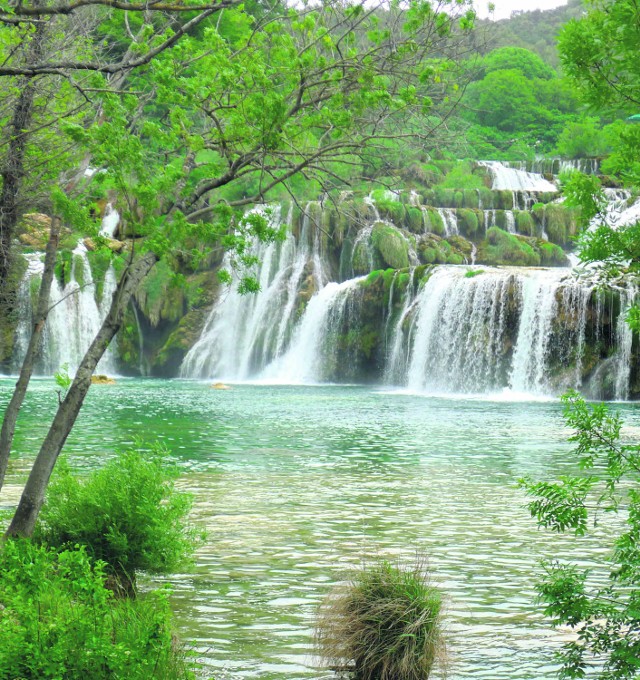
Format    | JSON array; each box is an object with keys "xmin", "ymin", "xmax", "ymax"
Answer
[{"xmin": 1, "ymin": 379, "xmax": 634, "ymax": 679}]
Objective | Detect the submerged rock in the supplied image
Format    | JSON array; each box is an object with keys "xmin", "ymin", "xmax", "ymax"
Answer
[
  {"xmin": 91, "ymin": 375, "xmax": 116, "ymax": 385},
  {"xmin": 211, "ymin": 382, "xmax": 230, "ymax": 390}
]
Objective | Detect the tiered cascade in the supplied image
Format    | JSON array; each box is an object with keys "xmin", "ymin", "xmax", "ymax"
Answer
[{"xmin": 180, "ymin": 161, "xmax": 640, "ymax": 398}]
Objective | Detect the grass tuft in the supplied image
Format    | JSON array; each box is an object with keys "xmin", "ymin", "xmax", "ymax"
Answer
[{"xmin": 315, "ymin": 556, "xmax": 444, "ymax": 680}]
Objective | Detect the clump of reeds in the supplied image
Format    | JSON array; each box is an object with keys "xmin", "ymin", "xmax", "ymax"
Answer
[{"xmin": 315, "ymin": 556, "xmax": 444, "ymax": 680}]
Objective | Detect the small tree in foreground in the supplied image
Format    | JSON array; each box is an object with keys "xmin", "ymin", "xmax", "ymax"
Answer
[
  {"xmin": 520, "ymin": 391, "xmax": 640, "ymax": 680},
  {"xmin": 315, "ymin": 557, "xmax": 444, "ymax": 680},
  {"xmin": 34, "ymin": 447, "xmax": 199, "ymax": 595}
]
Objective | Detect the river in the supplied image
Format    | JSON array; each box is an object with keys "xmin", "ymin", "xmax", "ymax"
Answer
[{"xmin": 0, "ymin": 378, "xmax": 630, "ymax": 679}]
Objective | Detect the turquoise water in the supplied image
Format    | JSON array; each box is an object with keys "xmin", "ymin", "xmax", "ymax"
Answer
[{"xmin": 0, "ymin": 379, "xmax": 631, "ymax": 679}]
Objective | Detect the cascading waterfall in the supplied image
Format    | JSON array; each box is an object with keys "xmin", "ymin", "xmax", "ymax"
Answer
[
  {"xmin": 438, "ymin": 208, "xmax": 459, "ymax": 236},
  {"xmin": 12, "ymin": 244, "xmax": 117, "ymax": 375},
  {"xmin": 478, "ymin": 160, "xmax": 558, "ymax": 192},
  {"xmin": 405, "ymin": 268, "xmax": 517, "ymax": 393},
  {"xmin": 100, "ymin": 203, "xmax": 120, "ymax": 238},
  {"xmin": 504, "ymin": 211, "xmax": 516, "ymax": 234},
  {"xmin": 166, "ymin": 158, "xmax": 637, "ymax": 396},
  {"xmin": 613, "ymin": 286, "xmax": 637, "ymax": 400},
  {"xmin": 390, "ymin": 267, "xmax": 621, "ymax": 396},
  {"xmin": 261, "ymin": 277, "xmax": 363, "ymax": 383},
  {"xmin": 385, "ymin": 269, "xmax": 418, "ymax": 385},
  {"xmin": 180, "ymin": 205, "xmax": 329, "ymax": 380}
]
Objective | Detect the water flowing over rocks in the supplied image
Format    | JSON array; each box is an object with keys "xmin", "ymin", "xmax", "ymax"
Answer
[
  {"xmin": 177, "ymin": 159, "xmax": 640, "ymax": 398},
  {"xmin": 5, "ymin": 160, "xmax": 640, "ymax": 397},
  {"xmin": 11, "ymin": 245, "xmax": 117, "ymax": 375}
]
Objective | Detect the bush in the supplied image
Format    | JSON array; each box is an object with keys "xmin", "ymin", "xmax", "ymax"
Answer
[
  {"xmin": 35, "ymin": 448, "xmax": 199, "ymax": 592},
  {"xmin": 315, "ymin": 557, "xmax": 443, "ymax": 680},
  {"xmin": 0, "ymin": 540, "xmax": 194, "ymax": 680}
]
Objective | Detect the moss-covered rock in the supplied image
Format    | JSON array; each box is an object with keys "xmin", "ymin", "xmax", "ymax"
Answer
[
  {"xmin": 457, "ymin": 209, "xmax": 479, "ymax": 239},
  {"xmin": 86, "ymin": 248, "xmax": 114, "ymax": 304},
  {"xmin": 17, "ymin": 213, "xmax": 51, "ymax": 249},
  {"xmin": 54, "ymin": 250, "xmax": 74, "ymax": 287},
  {"xmin": 406, "ymin": 207, "xmax": 424, "ymax": 233},
  {"xmin": 477, "ymin": 227, "xmax": 541, "ymax": 267},
  {"xmin": 371, "ymin": 222, "xmax": 410, "ymax": 270},
  {"xmin": 478, "ymin": 187, "xmax": 494, "ymax": 209},
  {"xmin": 419, "ymin": 234, "xmax": 468, "ymax": 265},
  {"xmin": 515, "ymin": 211, "xmax": 535, "ymax": 237},
  {"xmin": 422, "ymin": 208, "xmax": 445, "ymax": 236},
  {"xmin": 539, "ymin": 241, "xmax": 569, "ymax": 266},
  {"xmin": 544, "ymin": 204, "xmax": 578, "ymax": 246},
  {"xmin": 135, "ymin": 259, "xmax": 185, "ymax": 327},
  {"xmin": 496, "ymin": 190, "xmax": 516, "ymax": 210}
]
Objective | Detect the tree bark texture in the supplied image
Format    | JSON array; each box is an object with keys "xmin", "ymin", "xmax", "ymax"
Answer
[
  {"xmin": 0, "ymin": 22, "xmax": 48, "ymax": 294},
  {"xmin": 5, "ymin": 250, "xmax": 158, "ymax": 538},
  {"xmin": 0, "ymin": 216, "xmax": 61, "ymax": 492}
]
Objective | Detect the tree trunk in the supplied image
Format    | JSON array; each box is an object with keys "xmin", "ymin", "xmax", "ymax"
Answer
[
  {"xmin": 0, "ymin": 22, "xmax": 48, "ymax": 294},
  {"xmin": 0, "ymin": 216, "xmax": 61, "ymax": 492},
  {"xmin": 5, "ymin": 250, "xmax": 158, "ymax": 538}
]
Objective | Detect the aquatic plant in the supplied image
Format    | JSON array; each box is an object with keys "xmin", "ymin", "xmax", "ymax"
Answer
[{"xmin": 315, "ymin": 557, "xmax": 444, "ymax": 680}]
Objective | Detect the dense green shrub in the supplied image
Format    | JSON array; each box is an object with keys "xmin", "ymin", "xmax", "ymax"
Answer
[
  {"xmin": 433, "ymin": 186, "xmax": 454, "ymax": 207},
  {"xmin": 370, "ymin": 191, "xmax": 405, "ymax": 226},
  {"xmin": 316, "ymin": 558, "xmax": 443, "ymax": 680},
  {"xmin": 543, "ymin": 203, "xmax": 577, "ymax": 246},
  {"xmin": 539, "ymin": 241, "xmax": 568, "ymax": 266},
  {"xmin": 35, "ymin": 448, "xmax": 198, "ymax": 591},
  {"xmin": 86, "ymin": 248, "xmax": 113, "ymax": 303},
  {"xmin": 406, "ymin": 207, "xmax": 424, "ymax": 233},
  {"xmin": 515, "ymin": 211, "xmax": 536, "ymax": 236},
  {"xmin": 478, "ymin": 187, "xmax": 493, "ymax": 209},
  {"xmin": 0, "ymin": 540, "xmax": 194, "ymax": 680},
  {"xmin": 462, "ymin": 189, "xmax": 480, "ymax": 209},
  {"xmin": 54, "ymin": 249, "xmax": 74, "ymax": 287},
  {"xmin": 433, "ymin": 160, "xmax": 484, "ymax": 190}
]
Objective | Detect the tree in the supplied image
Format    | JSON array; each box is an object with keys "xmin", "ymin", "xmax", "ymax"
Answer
[
  {"xmin": 2, "ymin": 0, "xmax": 478, "ymax": 536},
  {"xmin": 0, "ymin": 0, "xmax": 241, "ymax": 295},
  {"xmin": 555, "ymin": 118, "xmax": 610, "ymax": 160},
  {"xmin": 481, "ymin": 46, "xmax": 555, "ymax": 80},
  {"xmin": 0, "ymin": 0, "xmax": 246, "ymax": 498},
  {"xmin": 520, "ymin": 392, "xmax": 640, "ymax": 679},
  {"xmin": 557, "ymin": 0, "xmax": 640, "ymax": 324},
  {"xmin": 558, "ymin": 0, "xmax": 640, "ymax": 114},
  {"xmin": 464, "ymin": 68, "xmax": 538, "ymax": 132}
]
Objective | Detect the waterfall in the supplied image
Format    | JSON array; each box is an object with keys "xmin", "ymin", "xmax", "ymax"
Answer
[
  {"xmin": 174, "ymin": 178, "xmax": 637, "ymax": 397},
  {"xmin": 12, "ymin": 244, "xmax": 117, "ymax": 375},
  {"xmin": 405, "ymin": 268, "xmax": 516, "ymax": 393},
  {"xmin": 508, "ymin": 271, "xmax": 591, "ymax": 394},
  {"xmin": 130, "ymin": 302, "xmax": 150, "ymax": 377},
  {"xmin": 261, "ymin": 277, "xmax": 363, "ymax": 383},
  {"xmin": 478, "ymin": 160, "xmax": 557, "ymax": 192},
  {"xmin": 180, "ymin": 205, "xmax": 328, "ymax": 380},
  {"xmin": 614, "ymin": 286, "xmax": 637, "ymax": 400},
  {"xmin": 99, "ymin": 203, "xmax": 120, "ymax": 238},
  {"xmin": 385, "ymin": 269, "xmax": 418, "ymax": 385},
  {"xmin": 438, "ymin": 208, "xmax": 459, "ymax": 236},
  {"xmin": 505, "ymin": 211, "xmax": 516, "ymax": 234}
]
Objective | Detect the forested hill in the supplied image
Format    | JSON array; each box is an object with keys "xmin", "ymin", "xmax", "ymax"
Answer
[{"xmin": 482, "ymin": 0, "xmax": 584, "ymax": 67}]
